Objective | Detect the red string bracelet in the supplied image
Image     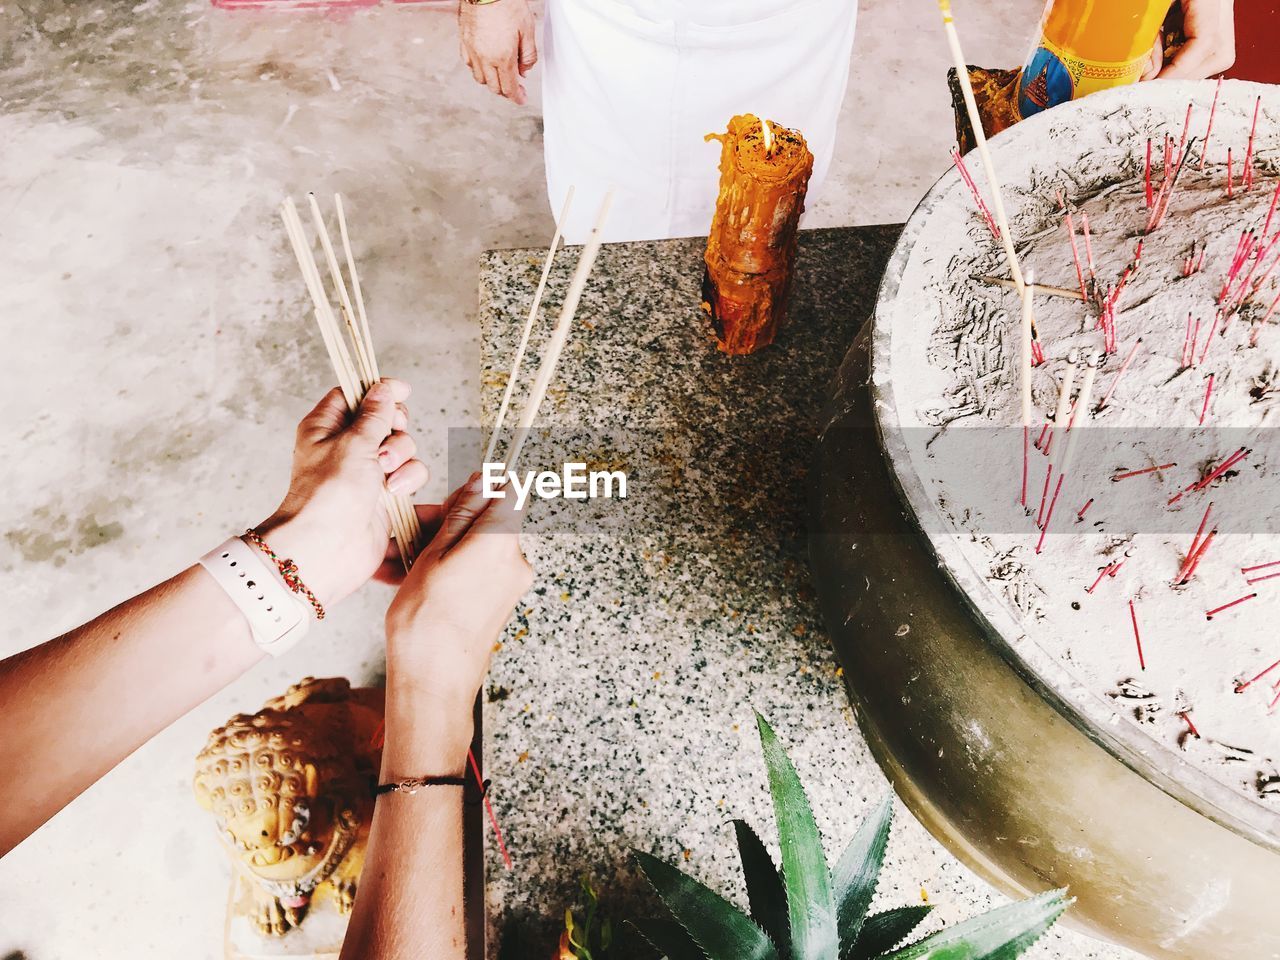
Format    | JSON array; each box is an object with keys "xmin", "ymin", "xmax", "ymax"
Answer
[{"xmin": 243, "ymin": 528, "xmax": 326, "ymax": 621}]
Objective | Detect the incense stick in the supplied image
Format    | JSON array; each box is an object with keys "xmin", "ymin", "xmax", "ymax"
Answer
[
  {"xmin": 329, "ymin": 198, "xmax": 425, "ymax": 553},
  {"xmin": 506, "ymin": 191, "xmax": 615, "ymax": 477},
  {"xmin": 1200, "ymin": 77, "xmax": 1222, "ymax": 170},
  {"xmin": 1019, "ymin": 272, "xmax": 1034, "ymax": 507},
  {"xmin": 938, "ymin": 0, "xmax": 1026, "ymax": 295},
  {"xmin": 484, "ymin": 186, "xmax": 576, "ymax": 467},
  {"xmin": 309, "ymin": 196, "xmax": 422, "ymax": 552},
  {"xmin": 280, "ymin": 196, "xmax": 420, "ymax": 564},
  {"xmin": 308, "ymin": 195, "xmax": 371, "ymax": 381},
  {"xmin": 334, "ymin": 194, "xmax": 380, "ymax": 381},
  {"xmin": 976, "ymin": 275, "xmax": 1085, "ymax": 301},
  {"xmin": 1037, "ymin": 352, "xmax": 1097, "ymax": 554}
]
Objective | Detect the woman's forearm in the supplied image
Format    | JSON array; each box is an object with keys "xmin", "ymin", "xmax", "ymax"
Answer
[
  {"xmin": 340, "ymin": 679, "xmax": 475, "ymax": 960},
  {"xmin": 0, "ymin": 381, "xmax": 431, "ymax": 859},
  {"xmin": 0, "ymin": 564, "xmax": 263, "ymax": 855}
]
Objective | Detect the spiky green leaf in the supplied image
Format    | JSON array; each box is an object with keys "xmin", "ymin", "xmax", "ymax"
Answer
[
  {"xmin": 754, "ymin": 712, "xmax": 838, "ymax": 960},
  {"xmin": 732, "ymin": 819, "xmax": 790, "ymax": 950},
  {"xmin": 629, "ymin": 918, "xmax": 707, "ymax": 960},
  {"xmin": 833, "ymin": 795, "xmax": 894, "ymax": 954},
  {"xmin": 633, "ymin": 850, "xmax": 781, "ymax": 960},
  {"xmin": 848, "ymin": 907, "xmax": 933, "ymax": 960},
  {"xmin": 881, "ymin": 889, "xmax": 1070, "ymax": 960}
]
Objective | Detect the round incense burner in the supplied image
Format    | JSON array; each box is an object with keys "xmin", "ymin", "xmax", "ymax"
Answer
[{"xmin": 812, "ymin": 80, "xmax": 1280, "ymax": 959}]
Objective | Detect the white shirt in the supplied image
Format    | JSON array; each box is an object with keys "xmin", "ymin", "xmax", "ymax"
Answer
[{"xmin": 542, "ymin": 0, "xmax": 860, "ymax": 242}]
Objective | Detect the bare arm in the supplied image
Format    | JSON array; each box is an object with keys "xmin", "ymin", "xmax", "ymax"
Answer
[
  {"xmin": 341, "ymin": 480, "xmax": 532, "ymax": 960},
  {"xmin": 0, "ymin": 567, "xmax": 263, "ymax": 855},
  {"xmin": 0, "ymin": 381, "xmax": 428, "ymax": 857},
  {"xmin": 341, "ymin": 675, "xmax": 475, "ymax": 958}
]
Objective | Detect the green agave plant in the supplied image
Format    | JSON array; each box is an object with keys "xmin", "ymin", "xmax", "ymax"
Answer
[{"xmin": 630, "ymin": 712, "xmax": 1071, "ymax": 960}]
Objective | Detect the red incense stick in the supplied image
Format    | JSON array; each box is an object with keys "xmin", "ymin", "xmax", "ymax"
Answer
[
  {"xmin": 467, "ymin": 748, "xmax": 514, "ymax": 870},
  {"xmin": 1081, "ymin": 213, "xmax": 1097, "ymax": 281},
  {"xmin": 1199, "ymin": 374, "xmax": 1215, "ymax": 425},
  {"xmin": 1244, "ymin": 96, "xmax": 1261, "ymax": 190},
  {"xmin": 1096, "ymin": 337, "xmax": 1142, "ymax": 410},
  {"xmin": 1227, "ymin": 147, "xmax": 1234, "ymax": 198},
  {"xmin": 1236, "ymin": 656, "xmax": 1280, "ymax": 692},
  {"xmin": 1021, "ymin": 424, "xmax": 1029, "ymax": 507},
  {"xmin": 1036, "ymin": 474, "xmax": 1064, "ymax": 554},
  {"xmin": 1194, "ymin": 447, "xmax": 1249, "ymax": 491},
  {"xmin": 1064, "ymin": 213, "xmax": 1088, "ymax": 299},
  {"xmin": 1199, "ymin": 77, "xmax": 1222, "ymax": 170},
  {"xmin": 1265, "ymin": 181, "xmax": 1280, "ymax": 240},
  {"xmin": 1112, "ymin": 461, "xmax": 1175, "ymax": 482},
  {"xmin": 1087, "ymin": 562, "xmax": 1114, "ymax": 594},
  {"xmin": 1180, "ymin": 711, "xmax": 1201, "ymax": 738},
  {"xmin": 1144, "ymin": 138, "xmax": 1153, "ymax": 208},
  {"xmin": 1035, "ymin": 422, "xmax": 1050, "ymax": 451},
  {"xmin": 1129, "ymin": 598, "xmax": 1145, "ymax": 670},
  {"xmin": 951, "ymin": 147, "xmax": 1001, "ymax": 240},
  {"xmin": 1206, "ymin": 592, "xmax": 1258, "ymax": 620},
  {"xmin": 1247, "ymin": 570, "xmax": 1280, "ymax": 586},
  {"xmin": 1181, "ymin": 312, "xmax": 1195, "ymax": 367},
  {"xmin": 1174, "ymin": 102, "xmax": 1193, "ymax": 174},
  {"xmin": 1077, "ymin": 497, "xmax": 1094, "ymax": 520},
  {"xmin": 1220, "ymin": 231, "xmax": 1252, "ymax": 302},
  {"xmin": 1190, "ymin": 501, "xmax": 1213, "ymax": 557},
  {"xmin": 1260, "ymin": 284, "xmax": 1280, "ymax": 327},
  {"xmin": 1170, "ymin": 448, "xmax": 1248, "ymax": 504},
  {"xmin": 1197, "ymin": 309, "xmax": 1223, "ymax": 366},
  {"xmin": 1246, "ymin": 242, "xmax": 1280, "ymax": 304},
  {"xmin": 1177, "ymin": 528, "xmax": 1217, "ymax": 585},
  {"xmin": 1229, "ymin": 231, "xmax": 1279, "ymax": 308},
  {"xmin": 1036, "ymin": 462, "xmax": 1053, "ymax": 527},
  {"xmin": 1242, "ymin": 559, "xmax": 1280, "ymax": 575}
]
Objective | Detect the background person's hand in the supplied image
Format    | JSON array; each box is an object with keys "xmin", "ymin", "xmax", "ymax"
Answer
[
  {"xmin": 1148, "ymin": 0, "xmax": 1236, "ymax": 81},
  {"xmin": 458, "ymin": 0, "xmax": 537, "ymax": 106},
  {"xmin": 256, "ymin": 380, "xmax": 429, "ymax": 609},
  {"xmin": 385, "ymin": 476, "xmax": 532, "ymax": 723}
]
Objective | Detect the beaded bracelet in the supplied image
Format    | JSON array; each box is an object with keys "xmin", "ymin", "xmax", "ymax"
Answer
[{"xmin": 243, "ymin": 528, "xmax": 326, "ymax": 621}]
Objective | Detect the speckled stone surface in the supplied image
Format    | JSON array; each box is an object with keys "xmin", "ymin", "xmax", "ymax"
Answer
[{"xmin": 477, "ymin": 228, "xmax": 1138, "ymax": 959}]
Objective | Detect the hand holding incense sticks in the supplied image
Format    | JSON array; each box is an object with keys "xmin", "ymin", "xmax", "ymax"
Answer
[
  {"xmin": 702, "ymin": 115, "xmax": 813, "ymax": 355},
  {"xmin": 280, "ymin": 194, "xmax": 423, "ymax": 569}
]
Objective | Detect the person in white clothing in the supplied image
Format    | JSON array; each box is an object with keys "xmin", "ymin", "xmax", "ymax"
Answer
[{"xmin": 459, "ymin": 0, "xmax": 859, "ymax": 243}]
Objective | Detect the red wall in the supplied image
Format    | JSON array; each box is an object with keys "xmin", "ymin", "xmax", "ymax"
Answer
[{"xmin": 1225, "ymin": 2, "xmax": 1279, "ymax": 83}]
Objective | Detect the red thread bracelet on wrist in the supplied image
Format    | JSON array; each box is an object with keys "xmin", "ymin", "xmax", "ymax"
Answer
[{"xmin": 243, "ymin": 528, "xmax": 326, "ymax": 621}]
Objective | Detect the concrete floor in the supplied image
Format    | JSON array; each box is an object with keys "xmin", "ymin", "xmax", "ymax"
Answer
[{"xmin": 0, "ymin": 1, "xmax": 1134, "ymax": 958}]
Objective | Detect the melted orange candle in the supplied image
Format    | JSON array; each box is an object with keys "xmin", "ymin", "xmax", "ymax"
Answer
[{"xmin": 702, "ymin": 114, "xmax": 814, "ymax": 355}]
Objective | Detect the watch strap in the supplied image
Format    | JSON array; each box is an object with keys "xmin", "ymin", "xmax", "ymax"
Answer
[{"xmin": 199, "ymin": 537, "xmax": 310, "ymax": 657}]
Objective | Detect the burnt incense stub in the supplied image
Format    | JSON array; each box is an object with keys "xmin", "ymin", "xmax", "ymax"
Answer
[{"xmin": 702, "ymin": 114, "xmax": 814, "ymax": 356}]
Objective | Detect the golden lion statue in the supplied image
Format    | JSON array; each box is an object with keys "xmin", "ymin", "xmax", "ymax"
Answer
[{"xmin": 194, "ymin": 677, "xmax": 384, "ymax": 938}]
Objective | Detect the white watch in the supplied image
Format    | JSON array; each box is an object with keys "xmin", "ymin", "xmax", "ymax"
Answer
[{"xmin": 199, "ymin": 537, "xmax": 310, "ymax": 656}]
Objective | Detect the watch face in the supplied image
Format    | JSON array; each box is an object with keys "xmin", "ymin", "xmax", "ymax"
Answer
[{"xmin": 1018, "ymin": 47, "xmax": 1075, "ymax": 118}]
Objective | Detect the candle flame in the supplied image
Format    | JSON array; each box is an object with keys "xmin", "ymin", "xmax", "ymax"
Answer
[{"xmin": 760, "ymin": 117, "xmax": 774, "ymax": 156}]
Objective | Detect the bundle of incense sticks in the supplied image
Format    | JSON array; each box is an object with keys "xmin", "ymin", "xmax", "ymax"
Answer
[
  {"xmin": 485, "ymin": 190, "xmax": 615, "ymax": 474},
  {"xmin": 280, "ymin": 194, "xmax": 424, "ymax": 570},
  {"xmin": 282, "ymin": 188, "xmax": 614, "ymax": 871}
]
